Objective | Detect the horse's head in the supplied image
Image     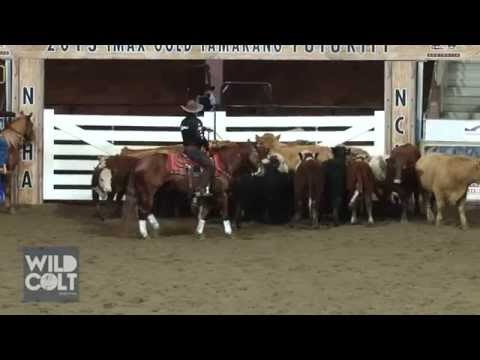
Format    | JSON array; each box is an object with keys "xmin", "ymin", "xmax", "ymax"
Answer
[
  {"xmin": 215, "ymin": 142, "xmax": 260, "ymax": 176},
  {"xmin": 239, "ymin": 142, "xmax": 260, "ymax": 173},
  {"xmin": 9, "ymin": 111, "xmax": 35, "ymax": 143}
]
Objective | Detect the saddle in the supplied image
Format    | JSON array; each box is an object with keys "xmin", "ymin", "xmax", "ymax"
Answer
[
  {"xmin": 165, "ymin": 151, "xmax": 227, "ymax": 178},
  {"xmin": 166, "ymin": 151, "xmax": 204, "ymax": 177}
]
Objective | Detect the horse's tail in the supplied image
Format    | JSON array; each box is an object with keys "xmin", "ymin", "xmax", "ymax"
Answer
[{"xmin": 122, "ymin": 169, "xmax": 137, "ymax": 233}]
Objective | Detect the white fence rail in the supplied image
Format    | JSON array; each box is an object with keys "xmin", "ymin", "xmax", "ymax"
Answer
[{"xmin": 43, "ymin": 109, "xmax": 385, "ymax": 201}]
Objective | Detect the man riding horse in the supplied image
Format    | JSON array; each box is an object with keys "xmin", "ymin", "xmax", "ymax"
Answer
[{"xmin": 180, "ymin": 100, "xmax": 215, "ymax": 197}]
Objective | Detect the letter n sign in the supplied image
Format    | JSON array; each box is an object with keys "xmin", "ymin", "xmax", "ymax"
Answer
[
  {"xmin": 23, "ymin": 86, "xmax": 34, "ymax": 105},
  {"xmin": 395, "ymin": 89, "xmax": 407, "ymax": 107}
]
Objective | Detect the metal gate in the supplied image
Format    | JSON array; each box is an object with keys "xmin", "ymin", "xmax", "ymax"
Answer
[{"xmin": 43, "ymin": 109, "xmax": 385, "ymax": 201}]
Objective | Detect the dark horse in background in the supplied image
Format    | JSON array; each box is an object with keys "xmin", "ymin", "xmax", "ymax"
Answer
[
  {"xmin": 0, "ymin": 111, "xmax": 35, "ymax": 214},
  {"xmin": 123, "ymin": 142, "xmax": 260, "ymax": 240}
]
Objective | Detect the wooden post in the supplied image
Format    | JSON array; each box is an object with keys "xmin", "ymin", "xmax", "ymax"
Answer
[
  {"xmin": 206, "ymin": 60, "xmax": 223, "ymax": 105},
  {"xmin": 16, "ymin": 58, "xmax": 44, "ymax": 205},
  {"xmin": 387, "ymin": 61, "xmax": 417, "ymax": 149},
  {"xmin": 384, "ymin": 61, "xmax": 392, "ymax": 153},
  {"xmin": 10, "ymin": 57, "xmax": 19, "ymax": 206}
]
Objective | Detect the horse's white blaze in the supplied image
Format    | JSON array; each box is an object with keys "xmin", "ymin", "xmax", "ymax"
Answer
[
  {"xmin": 139, "ymin": 220, "xmax": 148, "ymax": 239},
  {"xmin": 349, "ymin": 190, "xmax": 360, "ymax": 207},
  {"xmin": 147, "ymin": 214, "xmax": 160, "ymax": 230},
  {"xmin": 196, "ymin": 219, "xmax": 206, "ymax": 235},
  {"xmin": 223, "ymin": 220, "xmax": 232, "ymax": 235}
]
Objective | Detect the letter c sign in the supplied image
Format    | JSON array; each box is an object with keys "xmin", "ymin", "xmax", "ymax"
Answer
[{"xmin": 395, "ymin": 116, "xmax": 405, "ymax": 135}]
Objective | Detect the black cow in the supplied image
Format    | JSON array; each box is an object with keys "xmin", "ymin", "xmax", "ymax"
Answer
[
  {"xmin": 232, "ymin": 155, "xmax": 294, "ymax": 228},
  {"xmin": 324, "ymin": 146, "xmax": 350, "ymax": 226}
]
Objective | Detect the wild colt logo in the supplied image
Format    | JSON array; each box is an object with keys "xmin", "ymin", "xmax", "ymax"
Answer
[{"xmin": 23, "ymin": 247, "xmax": 79, "ymax": 303}]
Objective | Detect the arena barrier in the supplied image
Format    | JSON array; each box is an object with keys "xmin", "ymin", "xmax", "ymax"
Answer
[{"xmin": 43, "ymin": 109, "xmax": 385, "ymax": 200}]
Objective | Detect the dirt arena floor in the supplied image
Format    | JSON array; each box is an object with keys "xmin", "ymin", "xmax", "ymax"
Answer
[{"xmin": 2, "ymin": 203, "xmax": 480, "ymax": 315}]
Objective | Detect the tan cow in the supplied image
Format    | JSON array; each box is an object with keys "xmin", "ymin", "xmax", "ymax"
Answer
[
  {"xmin": 255, "ymin": 134, "xmax": 333, "ymax": 171},
  {"xmin": 416, "ymin": 153, "xmax": 480, "ymax": 230}
]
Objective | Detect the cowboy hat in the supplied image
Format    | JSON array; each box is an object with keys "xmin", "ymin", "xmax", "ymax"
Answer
[{"xmin": 181, "ymin": 100, "xmax": 204, "ymax": 114}]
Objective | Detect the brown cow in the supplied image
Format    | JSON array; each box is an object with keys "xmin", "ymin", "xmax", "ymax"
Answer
[
  {"xmin": 346, "ymin": 160, "xmax": 376, "ymax": 226},
  {"xmin": 416, "ymin": 153, "xmax": 480, "ymax": 230},
  {"xmin": 385, "ymin": 144, "xmax": 421, "ymax": 223},
  {"xmin": 291, "ymin": 151, "xmax": 326, "ymax": 228}
]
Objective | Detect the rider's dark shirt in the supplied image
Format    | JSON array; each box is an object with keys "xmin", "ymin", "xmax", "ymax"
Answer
[{"xmin": 180, "ymin": 114, "xmax": 208, "ymax": 148}]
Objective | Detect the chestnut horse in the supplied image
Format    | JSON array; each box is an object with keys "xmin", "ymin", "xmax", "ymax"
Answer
[
  {"xmin": 123, "ymin": 142, "xmax": 260, "ymax": 240},
  {"xmin": 0, "ymin": 112, "xmax": 35, "ymax": 214}
]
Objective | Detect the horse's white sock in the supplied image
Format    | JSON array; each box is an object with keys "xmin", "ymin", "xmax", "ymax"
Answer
[
  {"xmin": 196, "ymin": 219, "xmax": 206, "ymax": 235},
  {"xmin": 223, "ymin": 220, "xmax": 232, "ymax": 235},
  {"xmin": 139, "ymin": 220, "xmax": 149, "ymax": 239},
  {"xmin": 147, "ymin": 214, "xmax": 160, "ymax": 230}
]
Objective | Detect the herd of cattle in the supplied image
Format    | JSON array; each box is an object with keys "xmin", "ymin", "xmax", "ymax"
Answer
[{"xmin": 92, "ymin": 133, "xmax": 480, "ymax": 238}]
